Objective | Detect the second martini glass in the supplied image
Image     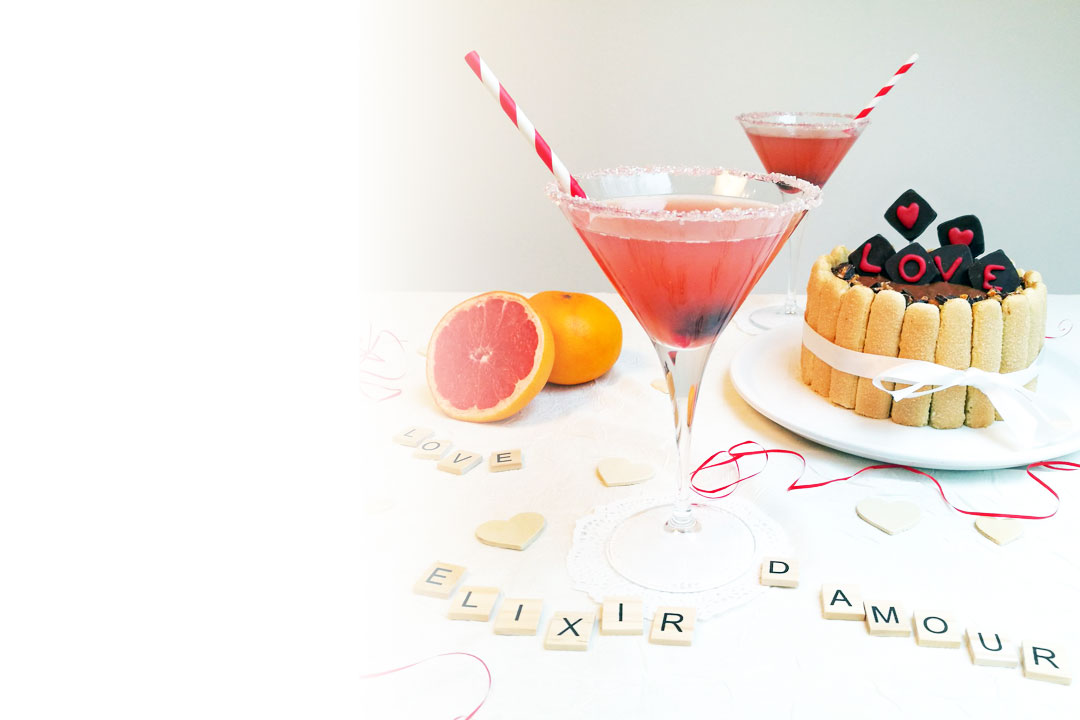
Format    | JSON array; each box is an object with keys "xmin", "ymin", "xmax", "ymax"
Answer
[
  {"xmin": 737, "ymin": 112, "xmax": 869, "ymax": 330},
  {"xmin": 549, "ymin": 167, "xmax": 821, "ymax": 591}
]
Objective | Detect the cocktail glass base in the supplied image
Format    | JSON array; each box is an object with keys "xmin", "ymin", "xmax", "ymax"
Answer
[{"xmin": 748, "ymin": 303, "xmax": 803, "ymax": 331}]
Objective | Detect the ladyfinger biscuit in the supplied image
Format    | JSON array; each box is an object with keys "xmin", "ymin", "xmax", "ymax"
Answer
[
  {"xmin": 890, "ymin": 302, "xmax": 940, "ymax": 427},
  {"xmin": 810, "ymin": 275, "xmax": 850, "ymax": 397},
  {"xmin": 1022, "ymin": 271, "xmax": 1047, "ymax": 392},
  {"xmin": 996, "ymin": 293, "xmax": 1031, "ymax": 421},
  {"xmin": 928, "ymin": 299, "xmax": 972, "ymax": 429},
  {"xmin": 829, "ymin": 284, "xmax": 874, "ymax": 408},
  {"xmin": 965, "ymin": 298, "xmax": 1003, "ymax": 428},
  {"xmin": 854, "ymin": 290, "xmax": 906, "ymax": 419},
  {"xmin": 801, "ymin": 254, "xmax": 833, "ymax": 385}
]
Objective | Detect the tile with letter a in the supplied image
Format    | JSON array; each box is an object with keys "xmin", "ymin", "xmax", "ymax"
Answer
[
  {"xmin": 1022, "ymin": 641, "xmax": 1072, "ymax": 684},
  {"xmin": 447, "ymin": 586, "xmax": 501, "ymax": 621},
  {"xmin": 413, "ymin": 561, "xmax": 466, "ymax": 599},
  {"xmin": 760, "ymin": 557, "xmax": 798, "ymax": 588},
  {"xmin": 437, "ymin": 449, "xmax": 482, "ymax": 475},
  {"xmin": 966, "ymin": 629, "xmax": 1019, "ymax": 668},
  {"xmin": 393, "ymin": 426, "xmax": 433, "ymax": 447},
  {"xmin": 913, "ymin": 611, "xmax": 962, "ymax": 648},
  {"xmin": 493, "ymin": 598, "xmax": 543, "ymax": 636},
  {"xmin": 488, "ymin": 449, "xmax": 522, "ymax": 472},
  {"xmin": 600, "ymin": 597, "xmax": 644, "ymax": 636},
  {"xmin": 864, "ymin": 600, "xmax": 911, "ymax": 637},
  {"xmin": 544, "ymin": 611, "xmax": 596, "ymax": 651},
  {"xmin": 413, "ymin": 438, "xmax": 451, "ymax": 460},
  {"xmin": 649, "ymin": 606, "xmax": 696, "ymax": 647},
  {"xmin": 821, "ymin": 584, "xmax": 865, "ymax": 620}
]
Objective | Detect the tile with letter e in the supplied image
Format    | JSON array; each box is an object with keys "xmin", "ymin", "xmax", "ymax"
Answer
[
  {"xmin": 1022, "ymin": 641, "xmax": 1072, "ymax": 685},
  {"xmin": 600, "ymin": 597, "xmax": 644, "ymax": 636},
  {"xmin": 489, "ymin": 449, "xmax": 523, "ymax": 472},
  {"xmin": 413, "ymin": 438, "xmax": 451, "ymax": 460},
  {"xmin": 760, "ymin": 557, "xmax": 798, "ymax": 588},
  {"xmin": 821, "ymin": 584, "xmax": 865, "ymax": 620},
  {"xmin": 649, "ymin": 606, "xmax": 696, "ymax": 647},
  {"xmin": 393, "ymin": 426, "xmax": 434, "ymax": 447},
  {"xmin": 447, "ymin": 586, "xmax": 500, "ymax": 621},
  {"xmin": 966, "ymin": 629, "xmax": 1019, "ymax": 668},
  {"xmin": 913, "ymin": 611, "xmax": 962, "ymax": 648},
  {"xmin": 494, "ymin": 598, "xmax": 543, "ymax": 636},
  {"xmin": 413, "ymin": 561, "xmax": 466, "ymax": 599},
  {"xmin": 864, "ymin": 600, "xmax": 910, "ymax": 637},
  {"xmin": 437, "ymin": 449, "xmax": 482, "ymax": 475},
  {"xmin": 544, "ymin": 611, "xmax": 596, "ymax": 651}
]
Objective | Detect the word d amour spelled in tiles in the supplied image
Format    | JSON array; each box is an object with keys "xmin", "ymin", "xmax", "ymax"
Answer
[
  {"xmin": 821, "ymin": 584, "xmax": 865, "ymax": 620},
  {"xmin": 967, "ymin": 629, "xmax": 1019, "ymax": 668},
  {"xmin": 544, "ymin": 611, "xmax": 596, "ymax": 651},
  {"xmin": 414, "ymin": 438, "xmax": 452, "ymax": 460},
  {"xmin": 494, "ymin": 599, "xmax": 543, "ymax": 636},
  {"xmin": 393, "ymin": 426, "xmax": 434, "ymax": 447},
  {"xmin": 447, "ymin": 586, "xmax": 501, "ymax": 621},
  {"xmin": 649, "ymin": 607, "xmax": 696, "ymax": 647},
  {"xmin": 413, "ymin": 562, "xmax": 466, "ymax": 598},
  {"xmin": 600, "ymin": 597, "xmax": 644, "ymax": 636},
  {"xmin": 913, "ymin": 611, "xmax": 962, "ymax": 648},
  {"xmin": 864, "ymin": 600, "xmax": 911, "ymax": 637},
  {"xmin": 1022, "ymin": 641, "xmax": 1072, "ymax": 685},
  {"xmin": 489, "ymin": 449, "xmax": 522, "ymax": 472},
  {"xmin": 760, "ymin": 558, "xmax": 798, "ymax": 588},
  {"xmin": 437, "ymin": 449, "xmax": 482, "ymax": 475}
]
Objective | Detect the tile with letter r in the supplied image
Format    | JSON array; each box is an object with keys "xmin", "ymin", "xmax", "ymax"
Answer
[
  {"xmin": 1022, "ymin": 641, "xmax": 1072, "ymax": 684},
  {"xmin": 447, "ymin": 586, "xmax": 500, "ymax": 621},
  {"xmin": 600, "ymin": 597, "xmax": 643, "ymax": 636},
  {"xmin": 412, "ymin": 561, "xmax": 466, "ymax": 599},
  {"xmin": 437, "ymin": 449, "xmax": 482, "ymax": 475},
  {"xmin": 821, "ymin": 583, "xmax": 865, "ymax": 620},
  {"xmin": 488, "ymin": 449, "xmax": 522, "ymax": 472},
  {"xmin": 966, "ymin": 629, "xmax": 1019, "ymax": 668},
  {"xmin": 544, "ymin": 611, "xmax": 596, "ymax": 651},
  {"xmin": 649, "ymin": 606, "xmax": 696, "ymax": 647},
  {"xmin": 913, "ymin": 610, "xmax": 962, "ymax": 648},
  {"xmin": 493, "ymin": 598, "xmax": 543, "ymax": 636},
  {"xmin": 864, "ymin": 599, "xmax": 910, "ymax": 637},
  {"xmin": 393, "ymin": 426, "xmax": 434, "ymax": 447},
  {"xmin": 760, "ymin": 557, "xmax": 798, "ymax": 588}
]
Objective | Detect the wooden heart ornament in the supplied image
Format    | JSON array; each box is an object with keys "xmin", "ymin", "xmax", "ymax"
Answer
[
  {"xmin": 597, "ymin": 458, "xmax": 654, "ymax": 487},
  {"xmin": 975, "ymin": 517, "xmax": 1023, "ymax": 546},
  {"xmin": 856, "ymin": 498, "xmax": 921, "ymax": 535},
  {"xmin": 475, "ymin": 512, "xmax": 546, "ymax": 550}
]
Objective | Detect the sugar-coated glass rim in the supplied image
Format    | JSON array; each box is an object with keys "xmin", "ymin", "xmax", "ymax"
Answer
[
  {"xmin": 545, "ymin": 166, "xmax": 823, "ymax": 222},
  {"xmin": 735, "ymin": 111, "xmax": 871, "ymax": 131}
]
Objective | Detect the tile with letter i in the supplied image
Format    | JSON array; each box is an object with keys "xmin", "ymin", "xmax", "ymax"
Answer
[
  {"xmin": 489, "ymin": 449, "xmax": 522, "ymax": 472},
  {"xmin": 493, "ymin": 598, "xmax": 543, "ymax": 636},
  {"xmin": 437, "ymin": 449, "xmax": 482, "ymax": 475},
  {"xmin": 447, "ymin": 586, "xmax": 501, "ymax": 621},
  {"xmin": 649, "ymin": 607, "xmax": 696, "ymax": 647},
  {"xmin": 913, "ymin": 611, "xmax": 962, "ymax": 648},
  {"xmin": 393, "ymin": 426, "xmax": 433, "ymax": 447},
  {"xmin": 1022, "ymin": 641, "xmax": 1072, "ymax": 685},
  {"xmin": 821, "ymin": 584, "xmax": 865, "ymax": 620},
  {"xmin": 864, "ymin": 600, "xmax": 911, "ymax": 637},
  {"xmin": 414, "ymin": 438, "xmax": 451, "ymax": 460},
  {"xmin": 600, "ymin": 597, "xmax": 644, "ymax": 636},
  {"xmin": 544, "ymin": 611, "xmax": 596, "ymax": 651},
  {"xmin": 413, "ymin": 561, "xmax": 466, "ymax": 599},
  {"xmin": 760, "ymin": 557, "xmax": 798, "ymax": 588},
  {"xmin": 966, "ymin": 629, "xmax": 1019, "ymax": 668}
]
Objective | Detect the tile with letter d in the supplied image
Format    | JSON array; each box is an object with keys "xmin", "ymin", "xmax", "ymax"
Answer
[
  {"xmin": 821, "ymin": 583, "xmax": 865, "ymax": 620},
  {"xmin": 493, "ymin": 598, "xmax": 543, "ymax": 636},
  {"xmin": 544, "ymin": 611, "xmax": 596, "ymax": 651},
  {"xmin": 649, "ymin": 606, "xmax": 696, "ymax": 647},
  {"xmin": 600, "ymin": 597, "xmax": 644, "ymax": 636},
  {"xmin": 447, "ymin": 586, "xmax": 500, "ymax": 621},
  {"xmin": 1022, "ymin": 641, "xmax": 1072, "ymax": 684},
  {"xmin": 913, "ymin": 611, "xmax": 962, "ymax": 648},
  {"xmin": 966, "ymin": 629, "xmax": 1019, "ymax": 668},
  {"xmin": 413, "ymin": 561, "xmax": 466, "ymax": 599},
  {"xmin": 760, "ymin": 557, "xmax": 798, "ymax": 588},
  {"xmin": 489, "ymin": 449, "xmax": 522, "ymax": 472},
  {"xmin": 864, "ymin": 600, "xmax": 910, "ymax": 637},
  {"xmin": 437, "ymin": 449, "xmax": 482, "ymax": 475}
]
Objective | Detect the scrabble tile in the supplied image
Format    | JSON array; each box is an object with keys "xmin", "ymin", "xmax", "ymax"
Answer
[
  {"xmin": 913, "ymin": 611, "xmax": 962, "ymax": 648},
  {"xmin": 393, "ymin": 426, "xmax": 434, "ymax": 447},
  {"xmin": 600, "ymin": 597, "xmax": 644, "ymax": 636},
  {"xmin": 544, "ymin": 611, "xmax": 596, "ymax": 651},
  {"xmin": 494, "ymin": 598, "xmax": 543, "ymax": 635},
  {"xmin": 413, "ymin": 561, "xmax": 466, "ymax": 598},
  {"xmin": 966, "ymin": 629, "xmax": 1019, "ymax": 668},
  {"xmin": 649, "ymin": 607, "xmax": 696, "ymax": 647},
  {"xmin": 821, "ymin": 584, "xmax": 865, "ymax": 620},
  {"xmin": 437, "ymin": 449, "xmax": 482, "ymax": 475},
  {"xmin": 760, "ymin": 557, "xmax": 798, "ymax": 588},
  {"xmin": 864, "ymin": 600, "xmax": 911, "ymax": 637},
  {"xmin": 447, "ymin": 586, "xmax": 500, "ymax": 621},
  {"xmin": 1022, "ymin": 641, "xmax": 1072, "ymax": 685},
  {"xmin": 413, "ymin": 438, "xmax": 451, "ymax": 460},
  {"xmin": 489, "ymin": 449, "xmax": 523, "ymax": 472}
]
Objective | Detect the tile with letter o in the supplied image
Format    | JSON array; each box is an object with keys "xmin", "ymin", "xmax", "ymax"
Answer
[
  {"xmin": 913, "ymin": 610, "xmax": 962, "ymax": 648},
  {"xmin": 414, "ymin": 438, "xmax": 451, "ymax": 460}
]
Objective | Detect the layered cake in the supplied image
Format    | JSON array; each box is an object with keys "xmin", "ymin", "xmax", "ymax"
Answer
[{"xmin": 800, "ymin": 189, "xmax": 1047, "ymax": 429}]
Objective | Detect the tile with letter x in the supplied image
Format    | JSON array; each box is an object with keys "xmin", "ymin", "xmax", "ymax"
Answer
[
  {"xmin": 649, "ymin": 606, "xmax": 696, "ymax": 646},
  {"xmin": 413, "ymin": 561, "xmax": 466, "ymax": 599},
  {"xmin": 544, "ymin": 611, "xmax": 596, "ymax": 651}
]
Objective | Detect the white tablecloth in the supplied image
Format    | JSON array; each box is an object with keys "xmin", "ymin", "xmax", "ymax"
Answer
[{"xmin": 360, "ymin": 292, "xmax": 1080, "ymax": 718}]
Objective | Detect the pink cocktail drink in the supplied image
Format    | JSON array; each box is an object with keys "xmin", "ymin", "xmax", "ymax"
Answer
[{"xmin": 744, "ymin": 127, "xmax": 858, "ymax": 187}]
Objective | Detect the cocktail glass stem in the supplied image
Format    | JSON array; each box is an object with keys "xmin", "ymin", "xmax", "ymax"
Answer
[
  {"xmin": 654, "ymin": 342, "xmax": 712, "ymax": 533},
  {"xmin": 781, "ymin": 227, "xmax": 804, "ymax": 316}
]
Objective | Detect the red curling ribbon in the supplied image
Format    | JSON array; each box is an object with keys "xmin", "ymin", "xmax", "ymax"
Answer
[
  {"xmin": 1046, "ymin": 319, "xmax": 1073, "ymax": 340},
  {"xmin": 361, "ymin": 651, "xmax": 491, "ymax": 719},
  {"xmin": 360, "ymin": 324, "xmax": 407, "ymax": 402},
  {"xmin": 691, "ymin": 441, "xmax": 1080, "ymax": 520}
]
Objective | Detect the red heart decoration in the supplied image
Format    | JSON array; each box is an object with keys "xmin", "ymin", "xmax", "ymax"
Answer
[
  {"xmin": 896, "ymin": 203, "xmax": 919, "ymax": 229},
  {"xmin": 948, "ymin": 227, "xmax": 974, "ymax": 246}
]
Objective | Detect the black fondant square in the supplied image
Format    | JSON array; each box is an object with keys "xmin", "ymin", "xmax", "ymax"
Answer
[
  {"xmin": 927, "ymin": 245, "xmax": 974, "ymax": 285},
  {"xmin": 847, "ymin": 235, "xmax": 894, "ymax": 276},
  {"xmin": 969, "ymin": 249, "xmax": 1021, "ymax": 294},
  {"xmin": 936, "ymin": 215, "xmax": 985, "ymax": 257},
  {"xmin": 885, "ymin": 242, "xmax": 940, "ymax": 285},
  {"xmin": 884, "ymin": 189, "xmax": 938, "ymax": 241}
]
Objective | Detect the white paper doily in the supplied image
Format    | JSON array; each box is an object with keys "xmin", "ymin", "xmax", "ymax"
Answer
[{"xmin": 567, "ymin": 494, "xmax": 790, "ymax": 621}]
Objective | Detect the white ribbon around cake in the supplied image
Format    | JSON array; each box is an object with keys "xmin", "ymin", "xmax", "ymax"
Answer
[{"xmin": 801, "ymin": 321, "xmax": 1073, "ymax": 440}]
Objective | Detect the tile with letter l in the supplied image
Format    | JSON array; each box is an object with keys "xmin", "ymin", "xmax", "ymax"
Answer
[
  {"xmin": 393, "ymin": 426, "xmax": 433, "ymax": 447},
  {"xmin": 413, "ymin": 561, "xmax": 466, "ymax": 599},
  {"xmin": 821, "ymin": 583, "xmax": 865, "ymax": 620},
  {"xmin": 1022, "ymin": 641, "xmax": 1072, "ymax": 684},
  {"xmin": 437, "ymin": 449, "xmax": 482, "ymax": 475},
  {"xmin": 493, "ymin": 598, "xmax": 543, "ymax": 636},
  {"xmin": 864, "ymin": 600, "xmax": 911, "ymax": 637},
  {"xmin": 544, "ymin": 611, "xmax": 596, "ymax": 651},
  {"xmin": 600, "ymin": 597, "xmax": 644, "ymax": 636},
  {"xmin": 913, "ymin": 610, "xmax": 962, "ymax": 648},
  {"xmin": 649, "ymin": 606, "xmax": 696, "ymax": 647},
  {"xmin": 447, "ymin": 586, "xmax": 500, "ymax": 621},
  {"xmin": 966, "ymin": 629, "xmax": 1019, "ymax": 668},
  {"xmin": 760, "ymin": 557, "xmax": 798, "ymax": 588}
]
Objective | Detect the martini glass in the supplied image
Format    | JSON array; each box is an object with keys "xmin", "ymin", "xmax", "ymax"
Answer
[
  {"xmin": 736, "ymin": 112, "xmax": 869, "ymax": 330},
  {"xmin": 548, "ymin": 167, "xmax": 821, "ymax": 592}
]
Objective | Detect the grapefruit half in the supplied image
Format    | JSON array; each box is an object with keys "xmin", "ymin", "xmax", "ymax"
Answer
[{"xmin": 426, "ymin": 292, "xmax": 554, "ymax": 422}]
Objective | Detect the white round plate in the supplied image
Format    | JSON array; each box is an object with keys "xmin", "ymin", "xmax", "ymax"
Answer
[{"xmin": 730, "ymin": 323, "xmax": 1080, "ymax": 470}]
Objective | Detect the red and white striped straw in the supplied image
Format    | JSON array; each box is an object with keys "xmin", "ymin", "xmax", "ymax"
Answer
[
  {"xmin": 854, "ymin": 53, "xmax": 919, "ymax": 120},
  {"xmin": 464, "ymin": 51, "xmax": 586, "ymax": 198}
]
